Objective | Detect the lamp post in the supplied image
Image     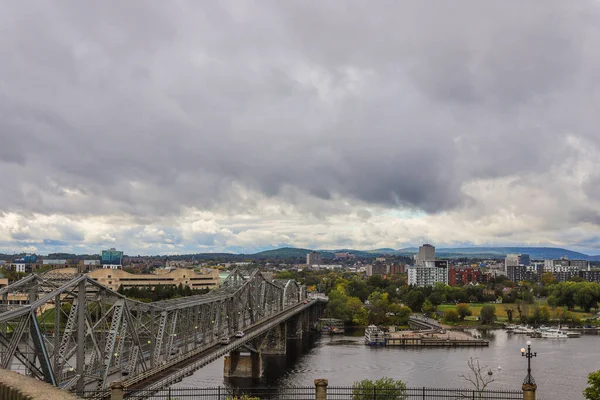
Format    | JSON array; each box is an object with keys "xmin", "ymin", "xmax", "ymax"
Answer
[{"xmin": 521, "ymin": 340, "xmax": 537, "ymax": 400}]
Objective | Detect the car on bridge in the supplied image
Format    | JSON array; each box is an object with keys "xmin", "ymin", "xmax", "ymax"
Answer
[
  {"xmin": 219, "ymin": 336, "xmax": 230, "ymax": 345},
  {"xmin": 235, "ymin": 331, "xmax": 245, "ymax": 338}
]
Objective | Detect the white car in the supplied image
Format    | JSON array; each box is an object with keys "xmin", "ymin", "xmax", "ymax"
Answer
[
  {"xmin": 219, "ymin": 336, "xmax": 230, "ymax": 345},
  {"xmin": 235, "ymin": 331, "xmax": 245, "ymax": 338}
]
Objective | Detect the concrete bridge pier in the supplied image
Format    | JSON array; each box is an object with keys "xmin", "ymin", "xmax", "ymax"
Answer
[
  {"xmin": 286, "ymin": 315, "xmax": 303, "ymax": 340},
  {"xmin": 223, "ymin": 350, "xmax": 262, "ymax": 379},
  {"xmin": 260, "ymin": 322, "xmax": 287, "ymax": 355}
]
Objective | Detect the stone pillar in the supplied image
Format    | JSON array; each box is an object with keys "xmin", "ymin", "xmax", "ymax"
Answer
[
  {"xmin": 522, "ymin": 383, "xmax": 536, "ymax": 400},
  {"xmin": 224, "ymin": 351, "xmax": 262, "ymax": 378},
  {"xmin": 314, "ymin": 378, "xmax": 328, "ymax": 400},
  {"xmin": 110, "ymin": 381, "xmax": 124, "ymax": 400},
  {"xmin": 287, "ymin": 316, "xmax": 303, "ymax": 340},
  {"xmin": 261, "ymin": 323, "xmax": 287, "ymax": 355}
]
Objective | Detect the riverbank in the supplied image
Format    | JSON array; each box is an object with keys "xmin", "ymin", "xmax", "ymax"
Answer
[{"xmin": 172, "ymin": 328, "xmax": 596, "ymax": 400}]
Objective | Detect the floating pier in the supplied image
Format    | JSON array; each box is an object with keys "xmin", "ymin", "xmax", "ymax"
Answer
[{"xmin": 369, "ymin": 326, "xmax": 488, "ymax": 347}]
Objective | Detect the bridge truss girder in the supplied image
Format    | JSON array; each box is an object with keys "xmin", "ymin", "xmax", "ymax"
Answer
[{"xmin": 0, "ymin": 268, "xmax": 304, "ymax": 394}]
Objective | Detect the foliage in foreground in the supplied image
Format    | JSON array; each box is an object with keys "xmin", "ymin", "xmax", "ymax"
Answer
[
  {"xmin": 352, "ymin": 377, "xmax": 407, "ymax": 400},
  {"xmin": 584, "ymin": 370, "xmax": 600, "ymax": 400}
]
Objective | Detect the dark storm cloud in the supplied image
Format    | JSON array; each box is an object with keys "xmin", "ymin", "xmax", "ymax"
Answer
[{"xmin": 1, "ymin": 0, "xmax": 600, "ymax": 218}]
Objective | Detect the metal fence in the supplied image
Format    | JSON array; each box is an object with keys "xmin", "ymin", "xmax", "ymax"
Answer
[
  {"xmin": 123, "ymin": 387, "xmax": 315, "ymax": 399},
  {"xmin": 328, "ymin": 386, "xmax": 524, "ymax": 399},
  {"xmin": 76, "ymin": 386, "xmax": 526, "ymax": 400}
]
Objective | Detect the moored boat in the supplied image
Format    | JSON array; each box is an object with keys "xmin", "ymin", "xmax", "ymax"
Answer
[
  {"xmin": 365, "ymin": 325, "xmax": 386, "ymax": 346},
  {"xmin": 541, "ymin": 327, "xmax": 568, "ymax": 339}
]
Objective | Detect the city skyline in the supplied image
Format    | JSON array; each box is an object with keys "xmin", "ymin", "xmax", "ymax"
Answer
[{"xmin": 2, "ymin": 2, "xmax": 600, "ymax": 255}]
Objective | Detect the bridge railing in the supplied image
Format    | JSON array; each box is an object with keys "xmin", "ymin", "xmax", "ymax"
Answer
[{"xmin": 97, "ymin": 382, "xmax": 528, "ymax": 400}]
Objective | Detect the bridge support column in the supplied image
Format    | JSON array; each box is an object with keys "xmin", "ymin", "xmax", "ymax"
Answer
[
  {"xmin": 224, "ymin": 351, "xmax": 262, "ymax": 379},
  {"xmin": 287, "ymin": 315, "xmax": 303, "ymax": 340},
  {"xmin": 261, "ymin": 323, "xmax": 287, "ymax": 355}
]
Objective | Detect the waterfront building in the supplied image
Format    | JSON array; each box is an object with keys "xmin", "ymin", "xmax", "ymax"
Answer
[
  {"xmin": 306, "ymin": 251, "xmax": 323, "ymax": 266},
  {"xmin": 415, "ymin": 244, "xmax": 435, "ymax": 266},
  {"xmin": 88, "ymin": 267, "xmax": 221, "ymax": 291},
  {"xmin": 101, "ymin": 248, "xmax": 123, "ymax": 269},
  {"xmin": 408, "ymin": 260, "xmax": 448, "ymax": 287}
]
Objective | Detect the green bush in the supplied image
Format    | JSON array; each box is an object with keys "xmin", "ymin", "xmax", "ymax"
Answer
[
  {"xmin": 444, "ymin": 309, "xmax": 460, "ymax": 323},
  {"xmin": 584, "ymin": 370, "xmax": 600, "ymax": 400},
  {"xmin": 352, "ymin": 377, "xmax": 407, "ymax": 400}
]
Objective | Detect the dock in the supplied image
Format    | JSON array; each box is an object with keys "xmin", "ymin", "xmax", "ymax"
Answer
[
  {"xmin": 385, "ymin": 330, "xmax": 488, "ymax": 347},
  {"xmin": 368, "ymin": 315, "xmax": 489, "ymax": 347}
]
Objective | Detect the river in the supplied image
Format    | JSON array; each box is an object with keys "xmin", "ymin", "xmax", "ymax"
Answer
[{"xmin": 173, "ymin": 329, "xmax": 599, "ymax": 400}]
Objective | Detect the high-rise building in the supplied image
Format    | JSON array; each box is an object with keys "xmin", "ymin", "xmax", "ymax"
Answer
[
  {"xmin": 366, "ymin": 264, "xmax": 388, "ymax": 277},
  {"xmin": 507, "ymin": 264, "xmax": 542, "ymax": 283},
  {"xmin": 415, "ymin": 244, "xmax": 435, "ymax": 266},
  {"xmin": 408, "ymin": 260, "xmax": 448, "ymax": 287},
  {"xmin": 389, "ymin": 264, "xmax": 407, "ymax": 274},
  {"xmin": 505, "ymin": 254, "xmax": 530, "ymax": 269},
  {"xmin": 101, "ymin": 248, "xmax": 123, "ymax": 269},
  {"xmin": 306, "ymin": 251, "xmax": 322, "ymax": 266}
]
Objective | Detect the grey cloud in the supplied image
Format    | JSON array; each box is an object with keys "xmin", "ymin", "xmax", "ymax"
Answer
[{"xmin": 1, "ymin": 0, "xmax": 600, "ymax": 223}]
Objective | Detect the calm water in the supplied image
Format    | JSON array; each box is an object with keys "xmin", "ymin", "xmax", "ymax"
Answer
[{"xmin": 173, "ymin": 329, "xmax": 600, "ymax": 400}]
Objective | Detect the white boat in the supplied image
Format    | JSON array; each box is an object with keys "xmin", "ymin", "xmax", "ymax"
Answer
[
  {"xmin": 541, "ymin": 327, "xmax": 568, "ymax": 339},
  {"xmin": 511, "ymin": 325, "xmax": 534, "ymax": 335},
  {"xmin": 365, "ymin": 325, "xmax": 386, "ymax": 346}
]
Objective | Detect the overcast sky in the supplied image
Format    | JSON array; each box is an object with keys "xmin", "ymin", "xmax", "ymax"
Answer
[{"xmin": 1, "ymin": 1, "xmax": 600, "ymax": 256}]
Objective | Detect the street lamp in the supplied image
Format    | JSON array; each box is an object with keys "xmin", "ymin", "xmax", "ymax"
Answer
[{"xmin": 520, "ymin": 340, "xmax": 537, "ymax": 385}]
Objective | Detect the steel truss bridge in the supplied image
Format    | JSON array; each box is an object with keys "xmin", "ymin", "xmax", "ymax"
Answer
[{"xmin": 0, "ymin": 268, "xmax": 327, "ymax": 395}]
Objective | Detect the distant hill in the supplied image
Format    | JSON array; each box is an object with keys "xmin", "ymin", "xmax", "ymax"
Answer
[
  {"xmin": 252, "ymin": 247, "xmax": 335, "ymax": 259},
  {"xmin": 367, "ymin": 248, "xmax": 397, "ymax": 254},
  {"xmin": 397, "ymin": 246, "xmax": 600, "ymax": 261}
]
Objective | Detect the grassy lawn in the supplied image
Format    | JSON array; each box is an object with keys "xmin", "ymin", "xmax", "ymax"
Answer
[
  {"xmin": 438, "ymin": 303, "xmax": 508, "ymax": 318},
  {"xmin": 438, "ymin": 302, "xmax": 595, "ymax": 323}
]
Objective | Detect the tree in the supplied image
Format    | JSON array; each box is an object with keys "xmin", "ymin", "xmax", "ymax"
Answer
[
  {"xmin": 388, "ymin": 303, "xmax": 412, "ymax": 326},
  {"xmin": 421, "ymin": 299, "xmax": 436, "ymax": 314},
  {"xmin": 427, "ymin": 292, "xmax": 443, "ymax": 306},
  {"xmin": 479, "ymin": 305, "xmax": 496, "ymax": 324},
  {"xmin": 460, "ymin": 357, "xmax": 495, "ymax": 393},
  {"xmin": 541, "ymin": 272, "xmax": 556, "ymax": 286},
  {"xmin": 352, "ymin": 377, "xmax": 407, "ymax": 400},
  {"xmin": 367, "ymin": 291, "xmax": 391, "ymax": 325},
  {"xmin": 444, "ymin": 309, "xmax": 460, "ymax": 323},
  {"xmin": 456, "ymin": 303, "xmax": 472, "ymax": 321},
  {"xmin": 584, "ymin": 370, "xmax": 600, "ymax": 400},
  {"xmin": 325, "ymin": 289, "xmax": 353, "ymax": 321},
  {"xmin": 547, "ymin": 295, "xmax": 559, "ymax": 310},
  {"xmin": 403, "ymin": 290, "xmax": 425, "ymax": 312}
]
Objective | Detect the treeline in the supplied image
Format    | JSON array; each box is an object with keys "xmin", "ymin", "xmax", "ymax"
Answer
[
  {"xmin": 117, "ymin": 284, "xmax": 210, "ymax": 302},
  {"xmin": 283, "ymin": 269, "xmax": 600, "ymax": 327},
  {"xmin": 547, "ymin": 281, "xmax": 600, "ymax": 312}
]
